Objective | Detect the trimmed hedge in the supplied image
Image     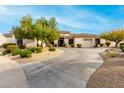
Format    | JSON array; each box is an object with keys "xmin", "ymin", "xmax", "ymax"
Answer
[
  {"xmin": 77, "ymin": 44, "xmax": 81, "ymax": 48},
  {"xmin": 12, "ymin": 49, "xmax": 21, "ymax": 56},
  {"xmin": 18, "ymin": 45, "xmax": 26, "ymax": 49},
  {"xmin": 120, "ymin": 43, "xmax": 124, "ymax": 46},
  {"xmin": 28, "ymin": 47, "xmax": 43, "ymax": 53},
  {"xmin": 49, "ymin": 47, "xmax": 56, "ymax": 51},
  {"xmin": 2, "ymin": 43, "xmax": 16, "ymax": 49},
  {"xmin": 120, "ymin": 45, "xmax": 124, "ymax": 52},
  {"xmin": 28, "ymin": 47, "xmax": 36, "ymax": 52},
  {"xmin": 48, "ymin": 44, "xmax": 53, "ymax": 48},
  {"xmin": 20, "ymin": 50, "xmax": 32, "ymax": 58},
  {"xmin": 71, "ymin": 44, "xmax": 75, "ymax": 47},
  {"xmin": 2, "ymin": 49, "xmax": 11, "ymax": 55},
  {"xmin": 105, "ymin": 42, "xmax": 111, "ymax": 47},
  {"xmin": 54, "ymin": 44, "xmax": 57, "ymax": 47},
  {"xmin": 7, "ymin": 45, "xmax": 18, "ymax": 52},
  {"xmin": 100, "ymin": 43, "xmax": 104, "ymax": 47},
  {"xmin": 35, "ymin": 47, "xmax": 42, "ymax": 53}
]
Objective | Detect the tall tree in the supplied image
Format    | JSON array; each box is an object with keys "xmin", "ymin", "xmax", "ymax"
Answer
[
  {"xmin": 47, "ymin": 17, "xmax": 59, "ymax": 43},
  {"xmin": 100, "ymin": 29, "xmax": 124, "ymax": 47},
  {"xmin": 20, "ymin": 15, "xmax": 33, "ymax": 39},
  {"xmin": 12, "ymin": 15, "xmax": 60, "ymax": 47},
  {"xmin": 34, "ymin": 17, "xmax": 49, "ymax": 46},
  {"xmin": 12, "ymin": 26, "xmax": 23, "ymax": 39}
]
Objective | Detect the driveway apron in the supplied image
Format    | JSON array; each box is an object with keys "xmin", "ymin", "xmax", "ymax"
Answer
[{"xmin": 21, "ymin": 48, "xmax": 106, "ymax": 88}]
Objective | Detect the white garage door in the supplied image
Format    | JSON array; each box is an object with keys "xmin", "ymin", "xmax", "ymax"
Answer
[{"xmin": 83, "ymin": 39, "xmax": 92, "ymax": 47}]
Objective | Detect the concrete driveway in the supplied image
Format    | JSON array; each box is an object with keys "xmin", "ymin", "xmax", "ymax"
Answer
[{"xmin": 21, "ymin": 48, "xmax": 106, "ymax": 88}]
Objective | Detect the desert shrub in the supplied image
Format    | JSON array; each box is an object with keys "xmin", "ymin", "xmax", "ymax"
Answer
[
  {"xmin": 100, "ymin": 43, "xmax": 104, "ymax": 47},
  {"xmin": 49, "ymin": 47, "xmax": 56, "ymax": 51},
  {"xmin": 2, "ymin": 43, "xmax": 16, "ymax": 49},
  {"xmin": 62, "ymin": 43, "xmax": 66, "ymax": 47},
  {"xmin": 77, "ymin": 44, "xmax": 81, "ymax": 48},
  {"xmin": 12, "ymin": 49, "xmax": 21, "ymax": 56},
  {"xmin": 94, "ymin": 44, "xmax": 98, "ymax": 47},
  {"xmin": 28, "ymin": 47, "xmax": 42, "ymax": 53},
  {"xmin": 54, "ymin": 44, "xmax": 57, "ymax": 47},
  {"xmin": 105, "ymin": 42, "xmax": 111, "ymax": 47},
  {"xmin": 7, "ymin": 45, "xmax": 18, "ymax": 52},
  {"xmin": 2, "ymin": 49, "xmax": 11, "ymax": 55},
  {"xmin": 18, "ymin": 45, "xmax": 26, "ymax": 49},
  {"xmin": 28, "ymin": 47, "xmax": 36, "ymax": 52},
  {"xmin": 120, "ymin": 45, "xmax": 124, "ymax": 52},
  {"xmin": 120, "ymin": 43, "xmax": 124, "ymax": 46},
  {"xmin": 35, "ymin": 47, "xmax": 42, "ymax": 53},
  {"xmin": 107, "ymin": 51, "xmax": 118, "ymax": 57},
  {"xmin": 71, "ymin": 44, "xmax": 75, "ymax": 47},
  {"xmin": 20, "ymin": 50, "xmax": 32, "ymax": 58},
  {"xmin": 48, "ymin": 44, "xmax": 53, "ymax": 48}
]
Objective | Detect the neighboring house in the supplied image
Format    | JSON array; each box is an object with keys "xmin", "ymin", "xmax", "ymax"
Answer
[
  {"xmin": 3, "ymin": 33, "xmax": 45, "ymax": 48},
  {"xmin": 0, "ymin": 33, "xmax": 6, "ymax": 46},
  {"xmin": 54, "ymin": 31, "xmax": 101, "ymax": 47},
  {"xmin": 3, "ymin": 33, "xmax": 16, "ymax": 43}
]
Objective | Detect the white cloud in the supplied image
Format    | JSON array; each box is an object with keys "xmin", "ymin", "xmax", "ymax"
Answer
[{"xmin": 0, "ymin": 6, "xmax": 16, "ymax": 16}]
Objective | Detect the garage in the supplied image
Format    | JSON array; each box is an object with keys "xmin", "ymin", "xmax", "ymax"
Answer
[{"xmin": 83, "ymin": 38, "xmax": 93, "ymax": 47}]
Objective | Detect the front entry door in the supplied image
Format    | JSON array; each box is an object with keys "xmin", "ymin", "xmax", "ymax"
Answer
[{"xmin": 58, "ymin": 38, "xmax": 64, "ymax": 47}]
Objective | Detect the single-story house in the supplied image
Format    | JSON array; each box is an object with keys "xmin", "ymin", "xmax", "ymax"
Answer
[
  {"xmin": 0, "ymin": 31, "xmax": 119, "ymax": 48},
  {"xmin": 54, "ymin": 31, "xmax": 100, "ymax": 47},
  {"xmin": 54, "ymin": 31, "xmax": 120, "ymax": 47}
]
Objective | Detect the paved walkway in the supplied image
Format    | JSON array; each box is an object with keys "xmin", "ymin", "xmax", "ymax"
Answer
[
  {"xmin": 22, "ymin": 48, "xmax": 106, "ymax": 88},
  {"xmin": 0, "ymin": 56, "xmax": 29, "ymax": 88}
]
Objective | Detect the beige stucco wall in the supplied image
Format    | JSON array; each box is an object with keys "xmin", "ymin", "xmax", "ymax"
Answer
[
  {"xmin": 24, "ymin": 39, "xmax": 47, "ymax": 48},
  {"xmin": 74, "ymin": 37, "xmax": 95, "ymax": 47},
  {"xmin": 0, "ymin": 33, "xmax": 6, "ymax": 46},
  {"xmin": 74, "ymin": 38, "xmax": 83, "ymax": 47},
  {"xmin": 6, "ymin": 35, "xmax": 16, "ymax": 43},
  {"xmin": 64, "ymin": 39, "xmax": 69, "ymax": 46},
  {"xmin": 100, "ymin": 39, "xmax": 116, "ymax": 47}
]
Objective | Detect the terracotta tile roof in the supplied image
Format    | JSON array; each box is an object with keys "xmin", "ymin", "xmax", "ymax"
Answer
[
  {"xmin": 59, "ymin": 31, "xmax": 70, "ymax": 34},
  {"xmin": 73, "ymin": 33, "xmax": 97, "ymax": 38},
  {"xmin": 3, "ymin": 33, "xmax": 13, "ymax": 37}
]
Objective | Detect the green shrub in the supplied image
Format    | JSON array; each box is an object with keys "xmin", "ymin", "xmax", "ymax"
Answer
[
  {"xmin": 12, "ymin": 49, "xmax": 21, "ymax": 56},
  {"xmin": 28, "ymin": 47, "xmax": 36, "ymax": 52},
  {"xmin": 2, "ymin": 49, "xmax": 11, "ymax": 55},
  {"xmin": 28, "ymin": 47, "xmax": 43, "ymax": 53},
  {"xmin": 62, "ymin": 43, "xmax": 66, "ymax": 47},
  {"xmin": 2, "ymin": 43, "xmax": 16, "ymax": 49},
  {"xmin": 20, "ymin": 50, "xmax": 32, "ymax": 58},
  {"xmin": 120, "ymin": 45, "xmax": 124, "ymax": 52},
  {"xmin": 18, "ymin": 45, "xmax": 26, "ymax": 49},
  {"xmin": 120, "ymin": 43, "xmax": 124, "ymax": 46},
  {"xmin": 35, "ymin": 47, "xmax": 42, "ymax": 53},
  {"xmin": 49, "ymin": 47, "xmax": 56, "ymax": 51},
  {"xmin": 7, "ymin": 45, "xmax": 18, "ymax": 52},
  {"xmin": 54, "ymin": 44, "xmax": 57, "ymax": 47},
  {"xmin": 77, "ymin": 44, "xmax": 81, "ymax": 48},
  {"xmin": 48, "ymin": 44, "xmax": 53, "ymax": 48},
  {"xmin": 71, "ymin": 44, "xmax": 75, "ymax": 47},
  {"xmin": 107, "ymin": 51, "xmax": 118, "ymax": 57},
  {"xmin": 105, "ymin": 42, "xmax": 111, "ymax": 47},
  {"xmin": 100, "ymin": 43, "xmax": 104, "ymax": 47}
]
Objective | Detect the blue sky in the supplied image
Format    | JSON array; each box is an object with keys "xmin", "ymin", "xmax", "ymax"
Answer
[{"xmin": 0, "ymin": 5, "xmax": 124, "ymax": 34}]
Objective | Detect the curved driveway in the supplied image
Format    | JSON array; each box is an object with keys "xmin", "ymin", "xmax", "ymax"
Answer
[{"xmin": 21, "ymin": 48, "xmax": 106, "ymax": 88}]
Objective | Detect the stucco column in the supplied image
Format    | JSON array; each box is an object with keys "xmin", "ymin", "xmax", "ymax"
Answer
[
  {"xmin": 54, "ymin": 40, "xmax": 58, "ymax": 46},
  {"xmin": 64, "ymin": 39, "xmax": 69, "ymax": 46}
]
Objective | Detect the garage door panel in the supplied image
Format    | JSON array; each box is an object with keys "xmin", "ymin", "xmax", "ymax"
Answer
[{"xmin": 83, "ymin": 39, "xmax": 92, "ymax": 47}]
